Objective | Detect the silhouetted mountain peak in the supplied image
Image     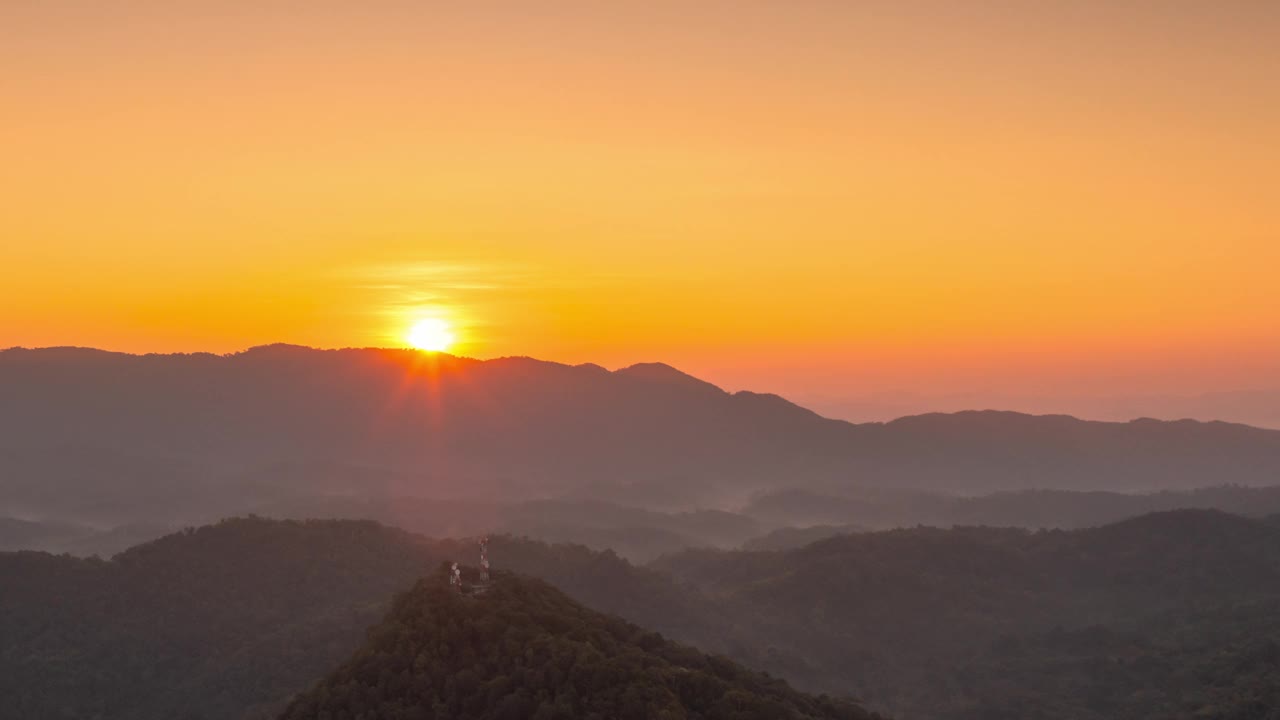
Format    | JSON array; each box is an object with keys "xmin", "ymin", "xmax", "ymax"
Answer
[
  {"xmin": 887, "ymin": 409, "xmax": 1082, "ymax": 429},
  {"xmin": 240, "ymin": 343, "xmax": 315, "ymax": 355},
  {"xmin": 614, "ymin": 361, "xmax": 725, "ymax": 393},
  {"xmin": 0, "ymin": 345, "xmax": 140, "ymax": 368},
  {"xmin": 733, "ymin": 390, "xmax": 826, "ymax": 419}
]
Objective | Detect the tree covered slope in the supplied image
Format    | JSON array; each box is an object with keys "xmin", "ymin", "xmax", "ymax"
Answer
[{"xmin": 278, "ymin": 568, "xmax": 879, "ymax": 720}]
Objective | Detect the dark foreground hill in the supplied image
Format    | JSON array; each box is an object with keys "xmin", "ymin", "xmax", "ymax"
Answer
[
  {"xmin": 0, "ymin": 518, "xmax": 446, "ymax": 720},
  {"xmin": 6, "ymin": 346, "xmax": 1280, "ymax": 530},
  {"xmin": 278, "ymin": 568, "xmax": 878, "ymax": 720},
  {"xmin": 9, "ymin": 512, "xmax": 1280, "ymax": 719},
  {"xmin": 0, "ymin": 517, "xmax": 730, "ymax": 720}
]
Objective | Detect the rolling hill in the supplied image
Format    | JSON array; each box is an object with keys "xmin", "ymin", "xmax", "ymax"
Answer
[
  {"xmin": 656, "ymin": 510, "xmax": 1280, "ymax": 718},
  {"xmin": 9, "ymin": 512, "xmax": 1280, "ymax": 718},
  {"xmin": 0, "ymin": 516, "xmax": 738, "ymax": 720}
]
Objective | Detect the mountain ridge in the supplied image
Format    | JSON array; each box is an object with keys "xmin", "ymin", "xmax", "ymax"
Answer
[
  {"xmin": 6, "ymin": 344, "xmax": 1274, "ymax": 431},
  {"xmin": 6, "ymin": 345, "xmax": 1280, "ymax": 531},
  {"xmin": 8, "ymin": 344, "xmax": 1274, "ymax": 430}
]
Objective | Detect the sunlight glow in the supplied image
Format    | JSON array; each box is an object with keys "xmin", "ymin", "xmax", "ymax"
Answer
[{"xmin": 407, "ymin": 318, "xmax": 456, "ymax": 352}]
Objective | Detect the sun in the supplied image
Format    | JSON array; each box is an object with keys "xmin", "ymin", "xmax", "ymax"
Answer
[{"xmin": 407, "ymin": 318, "xmax": 456, "ymax": 352}]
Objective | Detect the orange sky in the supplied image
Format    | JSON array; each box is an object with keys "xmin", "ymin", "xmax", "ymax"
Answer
[{"xmin": 2, "ymin": 2, "xmax": 1278, "ymax": 419}]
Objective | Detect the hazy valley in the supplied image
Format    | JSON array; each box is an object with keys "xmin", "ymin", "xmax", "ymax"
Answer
[
  {"xmin": 7, "ymin": 345, "xmax": 1280, "ymax": 564},
  {"xmin": 7, "ymin": 348, "xmax": 1280, "ymax": 718}
]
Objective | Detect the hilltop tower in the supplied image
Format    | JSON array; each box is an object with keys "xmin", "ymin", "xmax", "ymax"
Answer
[{"xmin": 478, "ymin": 536, "xmax": 490, "ymax": 583}]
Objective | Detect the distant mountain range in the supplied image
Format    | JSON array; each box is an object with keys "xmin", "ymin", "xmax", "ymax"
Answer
[
  {"xmin": 799, "ymin": 388, "xmax": 1280, "ymax": 430},
  {"xmin": 5, "ymin": 345, "xmax": 1280, "ymax": 529}
]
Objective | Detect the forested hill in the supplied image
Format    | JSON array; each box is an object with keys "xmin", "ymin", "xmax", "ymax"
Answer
[
  {"xmin": 10, "ymin": 512, "xmax": 1280, "ymax": 719},
  {"xmin": 278, "ymin": 568, "xmax": 879, "ymax": 720},
  {"xmin": 0, "ymin": 517, "xmax": 730, "ymax": 720},
  {"xmin": 655, "ymin": 510, "xmax": 1280, "ymax": 718},
  {"xmin": 0, "ymin": 518, "xmax": 443, "ymax": 720}
]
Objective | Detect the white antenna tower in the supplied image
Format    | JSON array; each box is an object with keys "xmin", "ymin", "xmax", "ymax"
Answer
[{"xmin": 478, "ymin": 536, "xmax": 490, "ymax": 583}]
